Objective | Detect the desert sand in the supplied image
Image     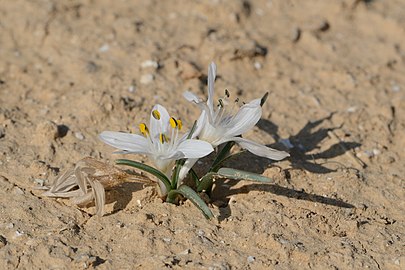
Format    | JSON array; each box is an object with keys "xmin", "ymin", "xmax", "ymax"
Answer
[{"xmin": 0, "ymin": 0, "xmax": 404, "ymax": 269}]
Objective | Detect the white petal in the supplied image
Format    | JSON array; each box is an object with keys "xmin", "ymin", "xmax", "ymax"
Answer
[
  {"xmin": 99, "ymin": 131, "xmax": 149, "ymax": 154},
  {"xmin": 193, "ymin": 110, "xmax": 208, "ymax": 138},
  {"xmin": 231, "ymin": 137, "xmax": 290, "ymax": 160},
  {"xmin": 175, "ymin": 139, "xmax": 213, "ymax": 158},
  {"xmin": 150, "ymin": 104, "xmax": 170, "ymax": 138},
  {"xmin": 183, "ymin": 91, "xmax": 201, "ymax": 103},
  {"xmin": 224, "ymin": 98, "xmax": 262, "ymax": 137},
  {"xmin": 178, "ymin": 158, "xmax": 198, "ymax": 186},
  {"xmin": 207, "ymin": 62, "xmax": 216, "ymax": 115}
]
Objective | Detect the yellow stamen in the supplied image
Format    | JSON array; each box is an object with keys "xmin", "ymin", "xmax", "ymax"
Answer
[
  {"xmin": 159, "ymin": 133, "xmax": 168, "ymax": 144},
  {"xmin": 152, "ymin": 110, "xmax": 161, "ymax": 120},
  {"xmin": 139, "ymin": 123, "xmax": 149, "ymax": 136},
  {"xmin": 169, "ymin": 117, "xmax": 178, "ymax": 128},
  {"xmin": 177, "ymin": 119, "xmax": 182, "ymax": 130}
]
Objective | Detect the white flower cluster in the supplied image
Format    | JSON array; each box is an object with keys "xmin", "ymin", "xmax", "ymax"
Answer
[{"xmin": 99, "ymin": 62, "xmax": 289, "ymax": 196}]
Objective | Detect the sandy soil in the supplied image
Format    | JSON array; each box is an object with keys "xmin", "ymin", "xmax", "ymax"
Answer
[{"xmin": 0, "ymin": 0, "xmax": 404, "ymax": 269}]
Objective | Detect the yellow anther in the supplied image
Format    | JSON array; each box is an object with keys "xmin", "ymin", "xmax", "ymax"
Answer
[
  {"xmin": 152, "ymin": 110, "xmax": 161, "ymax": 120},
  {"xmin": 218, "ymin": 99, "xmax": 224, "ymax": 107},
  {"xmin": 139, "ymin": 123, "xmax": 149, "ymax": 136},
  {"xmin": 177, "ymin": 119, "xmax": 182, "ymax": 130},
  {"xmin": 169, "ymin": 117, "xmax": 178, "ymax": 128},
  {"xmin": 225, "ymin": 89, "xmax": 230, "ymax": 98},
  {"xmin": 159, "ymin": 133, "xmax": 168, "ymax": 144}
]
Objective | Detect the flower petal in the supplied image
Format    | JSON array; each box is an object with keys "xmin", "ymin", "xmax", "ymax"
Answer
[
  {"xmin": 174, "ymin": 139, "xmax": 214, "ymax": 159},
  {"xmin": 207, "ymin": 62, "xmax": 216, "ymax": 115},
  {"xmin": 183, "ymin": 91, "xmax": 201, "ymax": 103},
  {"xmin": 193, "ymin": 109, "xmax": 208, "ymax": 138},
  {"xmin": 223, "ymin": 98, "xmax": 262, "ymax": 137},
  {"xmin": 99, "ymin": 131, "xmax": 149, "ymax": 154},
  {"xmin": 231, "ymin": 137, "xmax": 290, "ymax": 160},
  {"xmin": 150, "ymin": 104, "xmax": 170, "ymax": 138}
]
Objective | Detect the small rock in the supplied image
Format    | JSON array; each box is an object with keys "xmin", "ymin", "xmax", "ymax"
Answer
[
  {"xmin": 99, "ymin": 44, "xmax": 110, "ymax": 52},
  {"xmin": 36, "ymin": 121, "xmax": 60, "ymax": 140},
  {"xmin": 0, "ymin": 126, "xmax": 5, "ymax": 139},
  {"xmin": 247, "ymin": 256, "xmax": 255, "ymax": 263},
  {"xmin": 253, "ymin": 61, "xmax": 262, "ymax": 70},
  {"xmin": 177, "ymin": 249, "xmax": 190, "ymax": 255},
  {"xmin": 128, "ymin": 85, "xmax": 136, "ymax": 93},
  {"xmin": 12, "ymin": 186, "xmax": 25, "ymax": 195},
  {"xmin": 74, "ymin": 132, "xmax": 85, "ymax": 140},
  {"xmin": 15, "ymin": 230, "xmax": 24, "ymax": 237},
  {"xmin": 291, "ymin": 27, "xmax": 301, "ymax": 42},
  {"xmin": 316, "ymin": 20, "xmax": 330, "ymax": 32},
  {"xmin": 33, "ymin": 178, "xmax": 45, "ymax": 187},
  {"xmin": 140, "ymin": 74, "xmax": 154, "ymax": 85},
  {"xmin": 0, "ymin": 235, "xmax": 7, "ymax": 248},
  {"xmin": 141, "ymin": 60, "xmax": 159, "ymax": 69},
  {"xmin": 391, "ymin": 85, "xmax": 400, "ymax": 92},
  {"xmin": 86, "ymin": 61, "xmax": 100, "ymax": 73}
]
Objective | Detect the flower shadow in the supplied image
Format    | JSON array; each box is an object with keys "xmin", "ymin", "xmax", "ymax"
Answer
[
  {"xmin": 103, "ymin": 182, "xmax": 146, "ymax": 216},
  {"xmin": 233, "ymin": 113, "xmax": 362, "ymax": 174},
  {"xmin": 211, "ymin": 114, "xmax": 359, "ymax": 221},
  {"xmin": 212, "ymin": 180, "xmax": 355, "ymax": 221}
]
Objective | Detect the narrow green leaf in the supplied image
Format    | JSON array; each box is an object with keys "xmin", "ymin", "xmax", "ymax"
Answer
[
  {"xmin": 190, "ymin": 168, "xmax": 200, "ymax": 187},
  {"xmin": 209, "ymin": 141, "xmax": 235, "ymax": 172},
  {"xmin": 197, "ymin": 172, "xmax": 217, "ymax": 192},
  {"xmin": 115, "ymin": 159, "xmax": 171, "ymax": 192},
  {"xmin": 217, "ymin": 168, "xmax": 273, "ymax": 183},
  {"xmin": 171, "ymin": 159, "xmax": 186, "ymax": 189},
  {"xmin": 168, "ymin": 185, "xmax": 214, "ymax": 219},
  {"xmin": 187, "ymin": 120, "xmax": 198, "ymax": 139}
]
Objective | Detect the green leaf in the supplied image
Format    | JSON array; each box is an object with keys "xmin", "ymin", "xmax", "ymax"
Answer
[
  {"xmin": 197, "ymin": 172, "xmax": 217, "ymax": 192},
  {"xmin": 171, "ymin": 159, "xmax": 186, "ymax": 189},
  {"xmin": 168, "ymin": 185, "xmax": 214, "ymax": 219},
  {"xmin": 189, "ymin": 168, "xmax": 200, "ymax": 187},
  {"xmin": 115, "ymin": 159, "xmax": 171, "ymax": 193},
  {"xmin": 209, "ymin": 141, "xmax": 235, "ymax": 172},
  {"xmin": 217, "ymin": 168, "xmax": 273, "ymax": 183},
  {"xmin": 187, "ymin": 120, "xmax": 198, "ymax": 139}
]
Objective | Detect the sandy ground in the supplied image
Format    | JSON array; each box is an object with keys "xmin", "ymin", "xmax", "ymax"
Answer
[{"xmin": 0, "ymin": 0, "xmax": 404, "ymax": 269}]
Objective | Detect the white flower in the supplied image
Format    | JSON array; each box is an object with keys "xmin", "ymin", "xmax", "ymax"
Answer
[
  {"xmin": 183, "ymin": 62, "xmax": 290, "ymax": 161},
  {"xmin": 99, "ymin": 104, "xmax": 214, "ymax": 194}
]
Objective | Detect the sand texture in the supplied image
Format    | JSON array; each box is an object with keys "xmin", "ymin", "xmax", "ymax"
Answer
[{"xmin": 0, "ymin": 0, "xmax": 404, "ymax": 269}]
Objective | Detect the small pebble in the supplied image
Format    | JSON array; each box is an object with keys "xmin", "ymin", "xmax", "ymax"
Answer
[
  {"xmin": 75, "ymin": 132, "xmax": 85, "ymax": 140},
  {"xmin": 247, "ymin": 256, "xmax": 255, "ymax": 263},
  {"xmin": 253, "ymin": 61, "xmax": 262, "ymax": 70},
  {"xmin": 0, "ymin": 235, "xmax": 7, "ymax": 248},
  {"xmin": 177, "ymin": 249, "xmax": 191, "ymax": 255},
  {"xmin": 347, "ymin": 106, "xmax": 357, "ymax": 113},
  {"xmin": 0, "ymin": 126, "xmax": 5, "ymax": 139},
  {"xmin": 36, "ymin": 121, "xmax": 60, "ymax": 140},
  {"xmin": 33, "ymin": 178, "xmax": 45, "ymax": 186},
  {"xmin": 99, "ymin": 44, "xmax": 110, "ymax": 52},
  {"xmin": 128, "ymin": 85, "xmax": 136, "ymax": 93},
  {"xmin": 15, "ymin": 230, "xmax": 24, "ymax": 237},
  {"xmin": 391, "ymin": 85, "xmax": 400, "ymax": 92},
  {"xmin": 291, "ymin": 27, "xmax": 301, "ymax": 42},
  {"xmin": 12, "ymin": 186, "xmax": 25, "ymax": 195},
  {"xmin": 140, "ymin": 74, "xmax": 154, "ymax": 84},
  {"xmin": 162, "ymin": 237, "xmax": 171, "ymax": 243},
  {"xmin": 141, "ymin": 60, "xmax": 158, "ymax": 69}
]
